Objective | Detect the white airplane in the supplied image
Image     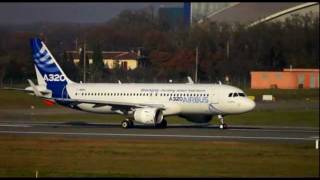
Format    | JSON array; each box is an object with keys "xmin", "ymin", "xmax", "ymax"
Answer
[{"xmin": 6, "ymin": 38, "xmax": 255, "ymax": 129}]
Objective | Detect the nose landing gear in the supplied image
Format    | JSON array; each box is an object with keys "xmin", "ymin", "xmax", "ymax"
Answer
[{"xmin": 218, "ymin": 115, "xmax": 228, "ymax": 129}]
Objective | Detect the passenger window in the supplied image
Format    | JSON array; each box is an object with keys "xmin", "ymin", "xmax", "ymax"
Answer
[
  {"xmin": 233, "ymin": 93, "xmax": 238, "ymax": 97},
  {"xmin": 239, "ymin": 93, "xmax": 245, "ymax": 97},
  {"xmin": 228, "ymin": 93, "xmax": 232, "ymax": 97}
]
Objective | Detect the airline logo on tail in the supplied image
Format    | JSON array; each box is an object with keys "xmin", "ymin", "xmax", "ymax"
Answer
[
  {"xmin": 30, "ymin": 38, "xmax": 73, "ymax": 98},
  {"xmin": 31, "ymin": 38, "xmax": 63, "ymax": 76}
]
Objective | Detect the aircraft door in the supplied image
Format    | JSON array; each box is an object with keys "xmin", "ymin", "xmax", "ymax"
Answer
[
  {"xmin": 208, "ymin": 89, "xmax": 222, "ymax": 114},
  {"xmin": 210, "ymin": 89, "xmax": 219, "ymax": 104}
]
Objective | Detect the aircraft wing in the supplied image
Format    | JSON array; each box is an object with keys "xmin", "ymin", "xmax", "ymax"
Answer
[{"xmin": 53, "ymin": 98, "xmax": 166, "ymax": 110}]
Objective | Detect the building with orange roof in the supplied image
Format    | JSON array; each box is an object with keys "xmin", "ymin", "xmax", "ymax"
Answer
[{"xmin": 66, "ymin": 50, "xmax": 139, "ymax": 70}]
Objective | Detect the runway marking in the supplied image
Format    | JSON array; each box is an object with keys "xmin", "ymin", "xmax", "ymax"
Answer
[
  {"xmin": 0, "ymin": 122, "xmax": 318, "ymax": 133},
  {"xmin": 0, "ymin": 130, "xmax": 314, "ymax": 141},
  {"xmin": 226, "ymin": 128, "xmax": 318, "ymax": 133},
  {"xmin": 0, "ymin": 124, "xmax": 31, "ymax": 128}
]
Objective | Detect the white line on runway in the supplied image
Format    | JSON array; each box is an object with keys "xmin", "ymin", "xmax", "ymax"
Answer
[
  {"xmin": 0, "ymin": 124, "xmax": 31, "ymax": 127},
  {"xmin": 0, "ymin": 130, "xmax": 314, "ymax": 141},
  {"xmin": 225, "ymin": 128, "xmax": 318, "ymax": 133},
  {"xmin": 0, "ymin": 122, "xmax": 318, "ymax": 133}
]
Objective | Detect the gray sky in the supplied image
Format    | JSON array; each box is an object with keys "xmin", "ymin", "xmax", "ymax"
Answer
[{"xmin": 0, "ymin": 2, "xmax": 183, "ymax": 24}]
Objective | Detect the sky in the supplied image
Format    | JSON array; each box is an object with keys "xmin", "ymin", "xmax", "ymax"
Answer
[{"xmin": 0, "ymin": 2, "xmax": 183, "ymax": 24}]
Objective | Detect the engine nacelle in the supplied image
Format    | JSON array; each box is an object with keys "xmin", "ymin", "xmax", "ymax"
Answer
[{"xmin": 133, "ymin": 108, "xmax": 163, "ymax": 125}]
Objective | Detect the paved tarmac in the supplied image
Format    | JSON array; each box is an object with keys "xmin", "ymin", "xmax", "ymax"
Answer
[{"xmin": 0, "ymin": 120, "xmax": 318, "ymax": 143}]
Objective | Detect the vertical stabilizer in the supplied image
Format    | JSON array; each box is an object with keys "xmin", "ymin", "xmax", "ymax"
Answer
[{"xmin": 30, "ymin": 38, "xmax": 75, "ymax": 98}]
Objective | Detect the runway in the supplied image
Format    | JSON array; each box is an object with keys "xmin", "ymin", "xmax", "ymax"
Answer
[{"xmin": 0, "ymin": 120, "xmax": 318, "ymax": 143}]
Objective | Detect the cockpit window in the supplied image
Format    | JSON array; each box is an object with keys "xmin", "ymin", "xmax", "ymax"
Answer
[{"xmin": 229, "ymin": 92, "xmax": 246, "ymax": 97}]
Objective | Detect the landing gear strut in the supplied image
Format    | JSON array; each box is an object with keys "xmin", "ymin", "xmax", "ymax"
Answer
[
  {"xmin": 218, "ymin": 115, "xmax": 228, "ymax": 129},
  {"xmin": 121, "ymin": 118, "xmax": 134, "ymax": 129},
  {"xmin": 156, "ymin": 119, "xmax": 167, "ymax": 129}
]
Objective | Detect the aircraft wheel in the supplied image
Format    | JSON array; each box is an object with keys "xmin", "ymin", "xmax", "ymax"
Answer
[
  {"xmin": 121, "ymin": 120, "xmax": 132, "ymax": 129},
  {"xmin": 161, "ymin": 119, "xmax": 167, "ymax": 128},
  {"xmin": 156, "ymin": 119, "xmax": 167, "ymax": 129},
  {"xmin": 219, "ymin": 123, "xmax": 228, "ymax": 129},
  {"xmin": 129, "ymin": 120, "xmax": 134, "ymax": 127}
]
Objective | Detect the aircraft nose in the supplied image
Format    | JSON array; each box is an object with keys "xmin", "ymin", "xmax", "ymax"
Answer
[
  {"xmin": 243, "ymin": 98, "xmax": 256, "ymax": 112},
  {"xmin": 247, "ymin": 98, "xmax": 256, "ymax": 111}
]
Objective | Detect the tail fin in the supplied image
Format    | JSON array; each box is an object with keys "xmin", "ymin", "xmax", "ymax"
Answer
[{"xmin": 30, "ymin": 38, "xmax": 75, "ymax": 98}]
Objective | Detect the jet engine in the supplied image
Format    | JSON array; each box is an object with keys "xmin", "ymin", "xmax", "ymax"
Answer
[{"xmin": 133, "ymin": 108, "xmax": 163, "ymax": 125}]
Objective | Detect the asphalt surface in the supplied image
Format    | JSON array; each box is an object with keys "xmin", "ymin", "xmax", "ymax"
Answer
[{"xmin": 0, "ymin": 120, "xmax": 318, "ymax": 143}]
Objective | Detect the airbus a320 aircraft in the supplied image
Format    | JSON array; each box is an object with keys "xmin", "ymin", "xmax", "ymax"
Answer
[{"xmin": 6, "ymin": 38, "xmax": 255, "ymax": 129}]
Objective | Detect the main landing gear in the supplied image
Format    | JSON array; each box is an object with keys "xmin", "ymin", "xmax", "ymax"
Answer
[
  {"xmin": 121, "ymin": 118, "xmax": 134, "ymax": 129},
  {"xmin": 156, "ymin": 119, "xmax": 167, "ymax": 129},
  {"xmin": 217, "ymin": 115, "xmax": 228, "ymax": 129},
  {"xmin": 121, "ymin": 119, "xmax": 168, "ymax": 129}
]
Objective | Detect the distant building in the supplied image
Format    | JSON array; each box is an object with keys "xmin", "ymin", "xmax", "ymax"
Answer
[
  {"xmin": 191, "ymin": 2, "xmax": 237, "ymax": 23},
  {"xmin": 158, "ymin": 6, "xmax": 184, "ymax": 30},
  {"xmin": 191, "ymin": 2, "xmax": 319, "ymax": 26},
  {"xmin": 103, "ymin": 51, "xmax": 139, "ymax": 70},
  {"xmin": 251, "ymin": 68, "xmax": 319, "ymax": 89},
  {"xmin": 66, "ymin": 50, "xmax": 139, "ymax": 70}
]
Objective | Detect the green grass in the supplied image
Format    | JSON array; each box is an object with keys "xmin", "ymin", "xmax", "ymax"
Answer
[
  {"xmin": 0, "ymin": 89, "xmax": 47, "ymax": 109},
  {"xmin": 0, "ymin": 134, "xmax": 318, "ymax": 177},
  {"xmin": 244, "ymin": 88, "xmax": 319, "ymax": 101},
  {"xmin": 225, "ymin": 110, "xmax": 319, "ymax": 127}
]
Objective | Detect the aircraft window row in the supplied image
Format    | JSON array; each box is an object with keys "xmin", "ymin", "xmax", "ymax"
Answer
[
  {"xmin": 228, "ymin": 92, "xmax": 246, "ymax": 97},
  {"xmin": 74, "ymin": 92, "xmax": 210, "ymax": 97}
]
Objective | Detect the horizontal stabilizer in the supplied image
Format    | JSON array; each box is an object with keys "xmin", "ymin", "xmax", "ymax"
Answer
[
  {"xmin": 1, "ymin": 87, "xmax": 51, "ymax": 95},
  {"xmin": 27, "ymin": 79, "xmax": 42, "ymax": 97}
]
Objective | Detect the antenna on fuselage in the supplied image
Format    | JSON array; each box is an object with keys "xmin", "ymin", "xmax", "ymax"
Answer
[{"xmin": 187, "ymin": 76, "xmax": 194, "ymax": 84}]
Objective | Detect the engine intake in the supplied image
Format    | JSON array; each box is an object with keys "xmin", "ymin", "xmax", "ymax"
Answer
[{"xmin": 133, "ymin": 108, "xmax": 163, "ymax": 125}]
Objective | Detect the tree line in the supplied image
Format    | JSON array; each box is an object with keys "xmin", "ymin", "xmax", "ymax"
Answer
[{"xmin": 0, "ymin": 8, "xmax": 318, "ymax": 87}]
